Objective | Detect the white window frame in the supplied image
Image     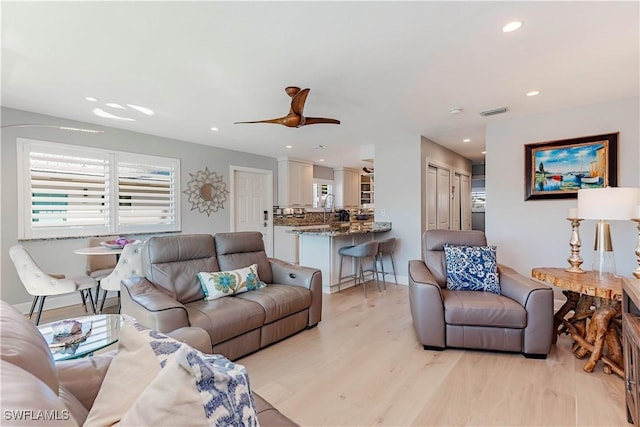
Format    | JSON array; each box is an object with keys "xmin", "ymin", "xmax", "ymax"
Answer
[
  {"xmin": 310, "ymin": 179, "xmax": 334, "ymax": 211},
  {"xmin": 17, "ymin": 138, "xmax": 181, "ymax": 239}
]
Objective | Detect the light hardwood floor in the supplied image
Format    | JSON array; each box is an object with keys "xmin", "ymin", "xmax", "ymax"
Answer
[{"xmin": 36, "ymin": 285, "xmax": 626, "ymax": 426}]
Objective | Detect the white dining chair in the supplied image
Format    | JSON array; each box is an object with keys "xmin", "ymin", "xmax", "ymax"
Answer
[
  {"xmin": 96, "ymin": 242, "xmax": 144, "ymax": 313},
  {"xmin": 9, "ymin": 245, "xmax": 97, "ymax": 325},
  {"xmin": 85, "ymin": 236, "xmax": 119, "ymax": 281}
]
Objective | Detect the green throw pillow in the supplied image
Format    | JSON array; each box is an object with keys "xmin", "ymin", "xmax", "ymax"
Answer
[{"xmin": 197, "ymin": 264, "xmax": 267, "ymax": 300}]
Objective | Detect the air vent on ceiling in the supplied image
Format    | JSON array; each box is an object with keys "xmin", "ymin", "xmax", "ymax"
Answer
[{"xmin": 479, "ymin": 107, "xmax": 508, "ymax": 117}]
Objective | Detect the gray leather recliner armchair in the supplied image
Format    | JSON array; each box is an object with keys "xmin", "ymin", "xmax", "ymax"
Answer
[{"xmin": 408, "ymin": 230, "xmax": 553, "ymax": 358}]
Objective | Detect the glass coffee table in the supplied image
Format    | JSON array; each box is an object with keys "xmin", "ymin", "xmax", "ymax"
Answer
[{"xmin": 38, "ymin": 314, "xmax": 123, "ymax": 361}]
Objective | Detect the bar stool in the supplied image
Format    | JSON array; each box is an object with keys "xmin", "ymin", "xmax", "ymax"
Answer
[
  {"xmin": 377, "ymin": 237, "xmax": 398, "ymax": 287},
  {"xmin": 337, "ymin": 240, "xmax": 380, "ymax": 298}
]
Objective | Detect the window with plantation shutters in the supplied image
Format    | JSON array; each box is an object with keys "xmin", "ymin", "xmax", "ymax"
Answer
[
  {"xmin": 18, "ymin": 138, "xmax": 181, "ymax": 239},
  {"xmin": 117, "ymin": 155, "xmax": 178, "ymax": 233}
]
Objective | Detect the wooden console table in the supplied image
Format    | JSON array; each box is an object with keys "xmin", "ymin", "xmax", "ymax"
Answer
[{"xmin": 531, "ymin": 267, "xmax": 622, "ymax": 377}]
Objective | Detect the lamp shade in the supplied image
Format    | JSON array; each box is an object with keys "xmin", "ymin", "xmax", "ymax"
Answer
[{"xmin": 577, "ymin": 187, "xmax": 639, "ymax": 220}]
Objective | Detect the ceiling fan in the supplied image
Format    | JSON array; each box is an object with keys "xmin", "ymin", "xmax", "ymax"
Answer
[{"xmin": 234, "ymin": 86, "xmax": 340, "ymax": 128}]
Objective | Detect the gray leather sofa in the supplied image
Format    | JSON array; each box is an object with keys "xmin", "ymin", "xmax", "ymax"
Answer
[
  {"xmin": 121, "ymin": 232, "xmax": 322, "ymax": 361},
  {"xmin": 0, "ymin": 300, "xmax": 297, "ymax": 426},
  {"xmin": 408, "ymin": 230, "xmax": 553, "ymax": 358}
]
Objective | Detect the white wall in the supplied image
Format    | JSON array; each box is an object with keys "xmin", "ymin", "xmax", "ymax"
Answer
[
  {"xmin": 374, "ymin": 133, "xmax": 424, "ymax": 284},
  {"xmin": 1, "ymin": 107, "xmax": 277, "ymax": 309},
  {"xmin": 486, "ymin": 97, "xmax": 640, "ymax": 277}
]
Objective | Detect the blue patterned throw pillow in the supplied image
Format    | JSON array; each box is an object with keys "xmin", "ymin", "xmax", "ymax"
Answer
[
  {"xmin": 197, "ymin": 264, "xmax": 267, "ymax": 301},
  {"xmin": 180, "ymin": 347, "xmax": 259, "ymax": 426},
  {"xmin": 444, "ymin": 244, "xmax": 500, "ymax": 294}
]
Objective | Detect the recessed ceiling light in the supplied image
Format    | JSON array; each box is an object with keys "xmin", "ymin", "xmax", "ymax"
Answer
[
  {"xmin": 449, "ymin": 107, "xmax": 463, "ymax": 115},
  {"xmin": 526, "ymin": 90, "xmax": 540, "ymax": 97},
  {"xmin": 92, "ymin": 108, "xmax": 135, "ymax": 121},
  {"xmin": 285, "ymin": 145, "xmax": 293, "ymax": 149},
  {"xmin": 502, "ymin": 21, "xmax": 523, "ymax": 33},
  {"xmin": 105, "ymin": 103, "xmax": 126, "ymax": 109},
  {"xmin": 85, "ymin": 96, "xmax": 99, "ymax": 102},
  {"xmin": 127, "ymin": 104, "xmax": 155, "ymax": 116},
  {"xmin": 210, "ymin": 127, "xmax": 219, "ymax": 131},
  {"xmin": 318, "ymin": 159, "xmax": 325, "ymax": 162},
  {"xmin": 482, "ymin": 151, "xmax": 487, "ymax": 155},
  {"xmin": 463, "ymin": 138, "xmax": 471, "ymax": 143}
]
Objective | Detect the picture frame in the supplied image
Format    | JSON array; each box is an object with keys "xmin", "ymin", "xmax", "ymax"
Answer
[{"xmin": 524, "ymin": 133, "xmax": 618, "ymax": 200}]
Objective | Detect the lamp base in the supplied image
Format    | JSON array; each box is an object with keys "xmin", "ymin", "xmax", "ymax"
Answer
[{"xmin": 592, "ymin": 221, "xmax": 616, "ymax": 280}]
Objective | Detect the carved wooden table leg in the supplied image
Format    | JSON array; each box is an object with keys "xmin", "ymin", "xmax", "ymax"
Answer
[
  {"xmin": 582, "ymin": 300, "xmax": 620, "ymax": 373},
  {"xmin": 553, "ymin": 290, "xmax": 580, "ymax": 343},
  {"xmin": 572, "ymin": 294, "xmax": 594, "ymax": 356}
]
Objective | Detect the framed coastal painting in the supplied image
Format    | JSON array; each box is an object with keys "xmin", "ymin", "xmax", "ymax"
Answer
[{"xmin": 524, "ymin": 133, "xmax": 618, "ymax": 200}]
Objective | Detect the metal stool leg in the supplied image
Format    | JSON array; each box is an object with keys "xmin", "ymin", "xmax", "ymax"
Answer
[
  {"xmin": 390, "ymin": 253, "xmax": 398, "ymax": 286},
  {"xmin": 378, "ymin": 253, "xmax": 387, "ymax": 290},
  {"xmin": 338, "ymin": 254, "xmax": 344, "ymax": 293},
  {"xmin": 359, "ymin": 259, "xmax": 367, "ymax": 299}
]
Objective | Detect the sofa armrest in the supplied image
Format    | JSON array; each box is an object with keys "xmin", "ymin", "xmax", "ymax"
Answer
[
  {"xmin": 498, "ymin": 264, "xmax": 554, "ymax": 355},
  {"xmin": 56, "ymin": 352, "xmax": 114, "ymax": 411},
  {"xmin": 408, "ymin": 260, "xmax": 445, "ymax": 349},
  {"xmin": 120, "ymin": 277, "xmax": 190, "ymax": 333},
  {"xmin": 167, "ymin": 327, "xmax": 212, "ymax": 354},
  {"xmin": 269, "ymin": 258, "xmax": 322, "ymax": 327}
]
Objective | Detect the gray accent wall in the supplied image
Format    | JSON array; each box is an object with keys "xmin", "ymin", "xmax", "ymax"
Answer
[{"xmin": 1, "ymin": 107, "xmax": 277, "ymax": 308}]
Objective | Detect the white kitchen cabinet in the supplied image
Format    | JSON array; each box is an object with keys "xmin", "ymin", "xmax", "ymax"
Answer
[
  {"xmin": 278, "ymin": 159, "xmax": 313, "ymax": 207},
  {"xmin": 334, "ymin": 167, "xmax": 360, "ymax": 208},
  {"xmin": 273, "ymin": 226, "xmax": 298, "ymax": 264}
]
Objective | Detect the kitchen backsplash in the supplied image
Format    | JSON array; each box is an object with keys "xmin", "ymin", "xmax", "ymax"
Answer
[{"xmin": 273, "ymin": 207, "xmax": 375, "ymax": 226}]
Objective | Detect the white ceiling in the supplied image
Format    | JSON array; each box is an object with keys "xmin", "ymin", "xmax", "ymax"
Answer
[{"xmin": 2, "ymin": 1, "xmax": 638, "ymax": 168}]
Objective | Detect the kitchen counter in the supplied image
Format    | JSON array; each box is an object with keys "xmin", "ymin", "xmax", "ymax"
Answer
[
  {"xmin": 293, "ymin": 222, "xmax": 392, "ymax": 293},
  {"xmin": 288, "ymin": 221, "xmax": 391, "ymax": 236}
]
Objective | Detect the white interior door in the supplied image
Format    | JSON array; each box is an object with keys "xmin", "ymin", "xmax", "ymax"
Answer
[
  {"xmin": 459, "ymin": 173, "xmax": 471, "ymax": 230},
  {"xmin": 426, "ymin": 165, "xmax": 437, "ymax": 230},
  {"xmin": 452, "ymin": 173, "xmax": 461, "ymax": 231},
  {"xmin": 437, "ymin": 167, "xmax": 451, "ymax": 230},
  {"xmin": 231, "ymin": 167, "xmax": 273, "ymax": 257}
]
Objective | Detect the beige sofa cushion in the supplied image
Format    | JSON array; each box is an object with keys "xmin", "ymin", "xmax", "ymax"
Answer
[{"xmin": 237, "ymin": 284, "xmax": 312, "ymax": 323}]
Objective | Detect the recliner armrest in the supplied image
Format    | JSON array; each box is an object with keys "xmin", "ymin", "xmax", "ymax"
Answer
[
  {"xmin": 120, "ymin": 277, "xmax": 190, "ymax": 333},
  {"xmin": 498, "ymin": 264, "xmax": 554, "ymax": 355},
  {"xmin": 408, "ymin": 260, "xmax": 446, "ymax": 348},
  {"xmin": 498, "ymin": 264, "xmax": 551, "ymax": 307},
  {"xmin": 269, "ymin": 258, "xmax": 322, "ymax": 327}
]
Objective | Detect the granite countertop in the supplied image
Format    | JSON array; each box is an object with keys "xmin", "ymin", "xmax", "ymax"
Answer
[{"xmin": 288, "ymin": 222, "xmax": 392, "ymax": 236}]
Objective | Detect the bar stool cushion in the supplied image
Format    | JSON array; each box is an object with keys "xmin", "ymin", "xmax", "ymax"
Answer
[{"xmin": 339, "ymin": 241, "xmax": 379, "ymax": 258}]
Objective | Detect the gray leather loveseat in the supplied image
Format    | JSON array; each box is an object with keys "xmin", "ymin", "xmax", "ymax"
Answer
[
  {"xmin": 121, "ymin": 232, "xmax": 322, "ymax": 361},
  {"xmin": 408, "ymin": 230, "xmax": 553, "ymax": 358}
]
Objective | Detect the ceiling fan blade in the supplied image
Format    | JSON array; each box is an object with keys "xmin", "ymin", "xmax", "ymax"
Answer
[
  {"xmin": 234, "ymin": 114, "xmax": 301, "ymax": 128},
  {"xmin": 290, "ymin": 88, "xmax": 310, "ymax": 116},
  {"xmin": 301, "ymin": 117, "xmax": 341, "ymax": 125}
]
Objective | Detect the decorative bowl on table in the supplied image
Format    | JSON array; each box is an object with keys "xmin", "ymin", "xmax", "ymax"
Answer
[
  {"xmin": 100, "ymin": 237, "xmax": 141, "ymax": 249},
  {"xmin": 47, "ymin": 320, "xmax": 93, "ymax": 348}
]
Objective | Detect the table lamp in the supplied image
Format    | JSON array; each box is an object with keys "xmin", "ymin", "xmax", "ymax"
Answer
[{"xmin": 577, "ymin": 187, "xmax": 639, "ymax": 279}]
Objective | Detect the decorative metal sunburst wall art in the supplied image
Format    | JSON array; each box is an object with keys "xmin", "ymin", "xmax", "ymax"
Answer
[{"xmin": 183, "ymin": 167, "xmax": 229, "ymax": 216}]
